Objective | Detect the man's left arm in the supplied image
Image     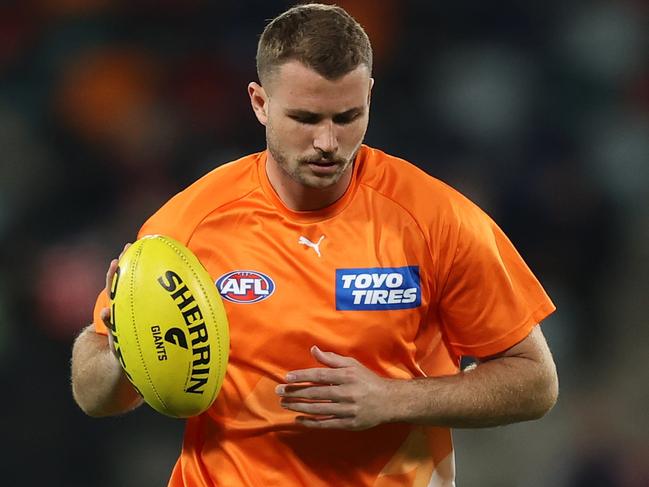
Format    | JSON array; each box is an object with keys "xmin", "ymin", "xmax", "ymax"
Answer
[{"xmin": 276, "ymin": 325, "xmax": 558, "ymax": 430}]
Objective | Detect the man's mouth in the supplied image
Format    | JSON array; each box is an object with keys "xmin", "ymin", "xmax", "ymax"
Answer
[{"xmin": 305, "ymin": 159, "xmax": 341, "ymax": 175}]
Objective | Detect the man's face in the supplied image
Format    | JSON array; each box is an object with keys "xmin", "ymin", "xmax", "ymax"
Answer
[{"xmin": 257, "ymin": 61, "xmax": 372, "ymax": 191}]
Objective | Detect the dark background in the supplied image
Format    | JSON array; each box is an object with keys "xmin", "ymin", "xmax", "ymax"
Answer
[{"xmin": 1, "ymin": 1, "xmax": 648, "ymax": 486}]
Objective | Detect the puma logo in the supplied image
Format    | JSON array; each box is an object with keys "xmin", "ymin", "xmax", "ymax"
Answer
[{"xmin": 298, "ymin": 235, "xmax": 325, "ymax": 257}]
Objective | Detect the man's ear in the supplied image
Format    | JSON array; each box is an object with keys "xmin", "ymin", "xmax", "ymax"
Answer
[
  {"xmin": 368, "ymin": 77, "xmax": 374, "ymax": 105},
  {"xmin": 248, "ymin": 82, "xmax": 269, "ymax": 126}
]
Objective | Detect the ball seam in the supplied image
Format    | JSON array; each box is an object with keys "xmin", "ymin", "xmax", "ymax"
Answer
[
  {"xmin": 131, "ymin": 240, "xmax": 168, "ymax": 410},
  {"xmin": 160, "ymin": 236, "xmax": 224, "ymax": 409}
]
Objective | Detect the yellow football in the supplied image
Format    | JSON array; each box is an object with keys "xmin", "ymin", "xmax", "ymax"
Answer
[{"xmin": 107, "ymin": 235, "xmax": 229, "ymax": 418}]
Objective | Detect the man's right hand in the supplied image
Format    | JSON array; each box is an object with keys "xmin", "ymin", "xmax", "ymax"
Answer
[{"xmin": 100, "ymin": 243, "xmax": 131, "ymax": 355}]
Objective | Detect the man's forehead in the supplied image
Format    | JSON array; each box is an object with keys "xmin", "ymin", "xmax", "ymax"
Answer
[
  {"xmin": 266, "ymin": 61, "xmax": 370, "ymax": 97},
  {"xmin": 267, "ymin": 61, "xmax": 371, "ymax": 111},
  {"xmin": 281, "ymin": 101, "xmax": 365, "ymax": 117}
]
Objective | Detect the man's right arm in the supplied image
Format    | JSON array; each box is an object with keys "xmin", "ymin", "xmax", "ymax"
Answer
[
  {"xmin": 71, "ymin": 323, "xmax": 143, "ymax": 417},
  {"xmin": 71, "ymin": 244, "xmax": 142, "ymax": 417}
]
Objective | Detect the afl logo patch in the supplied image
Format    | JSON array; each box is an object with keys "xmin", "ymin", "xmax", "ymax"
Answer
[{"xmin": 216, "ymin": 270, "xmax": 275, "ymax": 304}]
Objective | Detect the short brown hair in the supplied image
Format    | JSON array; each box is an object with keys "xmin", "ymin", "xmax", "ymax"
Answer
[{"xmin": 256, "ymin": 3, "xmax": 373, "ymax": 84}]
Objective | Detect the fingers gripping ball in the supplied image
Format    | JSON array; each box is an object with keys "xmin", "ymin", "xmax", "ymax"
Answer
[{"xmin": 108, "ymin": 235, "xmax": 230, "ymax": 418}]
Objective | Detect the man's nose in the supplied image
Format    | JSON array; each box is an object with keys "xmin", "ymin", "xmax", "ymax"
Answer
[{"xmin": 313, "ymin": 120, "xmax": 338, "ymax": 156}]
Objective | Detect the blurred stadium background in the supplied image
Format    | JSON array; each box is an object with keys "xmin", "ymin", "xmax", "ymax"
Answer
[{"xmin": 1, "ymin": 0, "xmax": 648, "ymax": 485}]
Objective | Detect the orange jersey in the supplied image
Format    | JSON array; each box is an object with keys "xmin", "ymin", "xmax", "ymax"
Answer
[{"xmin": 93, "ymin": 145, "xmax": 555, "ymax": 486}]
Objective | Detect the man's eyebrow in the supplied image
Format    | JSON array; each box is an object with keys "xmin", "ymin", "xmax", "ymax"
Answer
[
  {"xmin": 285, "ymin": 109, "xmax": 318, "ymax": 116},
  {"xmin": 336, "ymin": 107, "xmax": 364, "ymax": 117},
  {"xmin": 285, "ymin": 107, "xmax": 364, "ymax": 117}
]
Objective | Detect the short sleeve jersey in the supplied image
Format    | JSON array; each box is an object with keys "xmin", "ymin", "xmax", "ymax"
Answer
[{"xmin": 93, "ymin": 145, "xmax": 555, "ymax": 487}]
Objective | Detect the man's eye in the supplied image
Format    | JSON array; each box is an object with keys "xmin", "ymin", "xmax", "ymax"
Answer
[
  {"xmin": 333, "ymin": 113, "xmax": 361, "ymax": 125},
  {"xmin": 290, "ymin": 115, "xmax": 318, "ymax": 124}
]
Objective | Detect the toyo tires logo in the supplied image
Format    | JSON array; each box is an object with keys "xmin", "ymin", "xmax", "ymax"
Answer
[
  {"xmin": 335, "ymin": 266, "xmax": 421, "ymax": 310},
  {"xmin": 216, "ymin": 270, "xmax": 275, "ymax": 304}
]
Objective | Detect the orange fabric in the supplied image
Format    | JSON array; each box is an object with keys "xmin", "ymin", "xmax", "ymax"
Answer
[{"xmin": 93, "ymin": 145, "xmax": 555, "ymax": 486}]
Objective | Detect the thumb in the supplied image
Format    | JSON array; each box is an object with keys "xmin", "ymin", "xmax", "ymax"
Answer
[{"xmin": 311, "ymin": 345, "xmax": 356, "ymax": 368}]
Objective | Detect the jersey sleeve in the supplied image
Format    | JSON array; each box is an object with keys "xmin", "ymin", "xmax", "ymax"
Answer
[
  {"xmin": 92, "ymin": 290, "xmax": 110, "ymax": 335},
  {"xmin": 435, "ymin": 195, "xmax": 555, "ymax": 358}
]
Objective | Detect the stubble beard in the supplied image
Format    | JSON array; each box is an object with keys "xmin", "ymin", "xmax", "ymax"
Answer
[{"xmin": 267, "ymin": 135, "xmax": 354, "ymax": 190}]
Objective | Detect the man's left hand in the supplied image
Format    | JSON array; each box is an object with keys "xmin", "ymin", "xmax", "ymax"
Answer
[{"xmin": 275, "ymin": 346, "xmax": 396, "ymax": 431}]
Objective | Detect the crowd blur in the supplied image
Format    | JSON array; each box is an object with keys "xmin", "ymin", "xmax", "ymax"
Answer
[{"xmin": 1, "ymin": 1, "xmax": 647, "ymax": 486}]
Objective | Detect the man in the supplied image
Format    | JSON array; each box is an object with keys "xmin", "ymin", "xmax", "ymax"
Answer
[{"xmin": 71, "ymin": 4, "xmax": 558, "ymax": 486}]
